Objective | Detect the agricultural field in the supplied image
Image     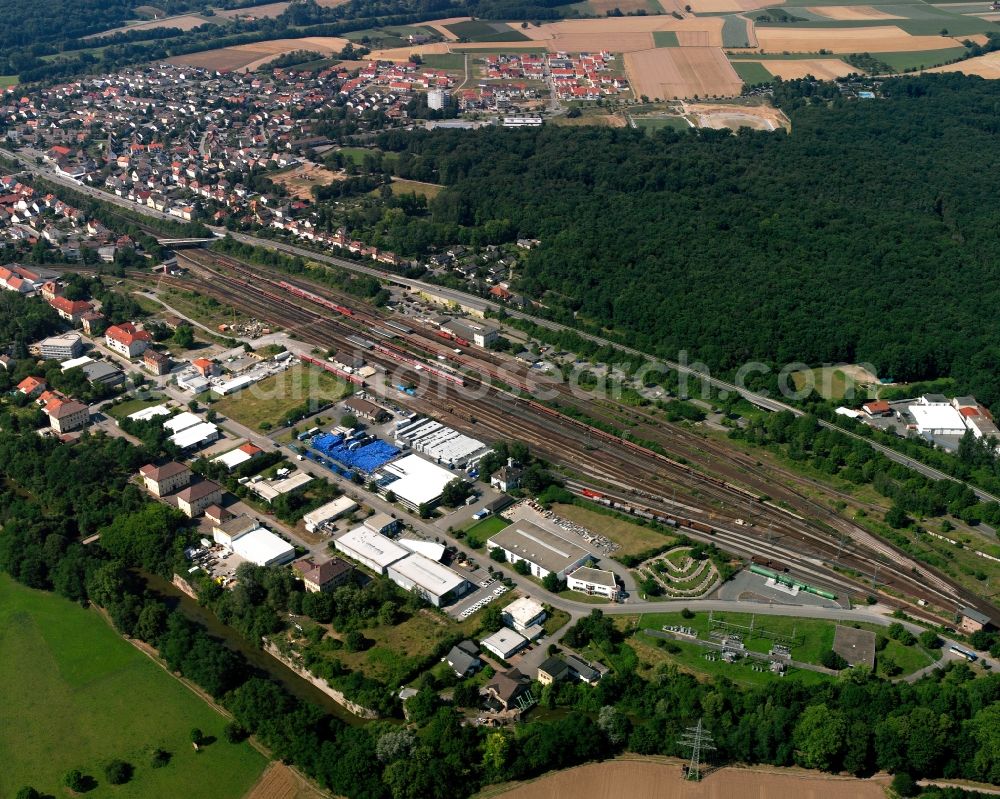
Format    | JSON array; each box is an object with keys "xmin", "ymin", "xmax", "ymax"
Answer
[
  {"xmin": 552, "ymin": 113, "xmax": 630, "ymax": 127},
  {"xmin": 446, "ymin": 20, "xmax": 531, "ymax": 42},
  {"xmin": 483, "ymin": 759, "xmax": 889, "ymax": 799},
  {"xmin": 868, "ymin": 45, "xmax": 967, "ymax": 69},
  {"xmin": 212, "ymin": 1, "xmax": 294, "ymax": 19},
  {"xmin": 212, "ymin": 364, "xmax": 351, "ymax": 430},
  {"xmin": 550, "ymin": 502, "xmax": 673, "ymax": 557},
  {"xmin": 722, "ymin": 15, "xmax": 754, "ymax": 46},
  {"xmin": 272, "ymin": 161, "xmax": 344, "ymax": 200},
  {"xmin": 758, "ymin": 56, "xmax": 858, "ymax": 78},
  {"xmin": 0, "ymin": 75, "xmax": 18, "ymax": 88},
  {"xmin": 729, "ymin": 59, "xmax": 774, "ymax": 82},
  {"xmin": 168, "ymin": 36, "xmax": 351, "ymax": 72},
  {"xmin": 243, "ymin": 762, "xmax": 328, "ymax": 799},
  {"xmin": 753, "ymin": 24, "xmax": 959, "ymax": 52},
  {"xmin": 421, "ymin": 52, "xmax": 469, "ymax": 70},
  {"xmin": 810, "ymin": 4, "xmax": 905, "ymax": 19},
  {"xmin": 928, "ymin": 48, "xmax": 1000, "ymax": 74},
  {"xmin": 0, "ymin": 575, "xmax": 267, "ymax": 799},
  {"xmin": 653, "ymin": 30, "xmax": 680, "ymax": 46},
  {"xmin": 85, "ymin": 12, "xmax": 215, "ymax": 38},
  {"xmin": 625, "ymin": 47, "xmax": 743, "ymax": 99}
]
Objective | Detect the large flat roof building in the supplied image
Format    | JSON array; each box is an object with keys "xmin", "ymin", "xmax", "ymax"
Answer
[
  {"xmin": 232, "ymin": 527, "xmax": 296, "ymax": 567},
  {"xmin": 567, "ymin": 566, "xmax": 620, "ymax": 601},
  {"xmin": 487, "ymin": 521, "xmax": 592, "ymax": 579},
  {"xmin": 377, "ymin": 453, "xmax": 457, "ymax": 510},
  {"xmin": 169, "ymin": 421, "xmax": 220, "ymax": 450},
  {"xmin": 387, "ymin": 553, "xmax": 469, "ymax": 607},
  {"xmin": 334, "ymin": 526, "xmax": 408, "ymax": 575}
]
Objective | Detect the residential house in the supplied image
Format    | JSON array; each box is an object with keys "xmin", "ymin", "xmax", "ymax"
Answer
[
  {"xmin": 445, "ymin": 640, "xmax": 482, "ymax": 678},
  {"xmin": 45, "ymin": 397, "xmax": 90, "ymax": 433},
  {"xmin": 293, "ymin": 556, "xmax": 354, "ymax": 593},
  {"xmin": 105, "ymin": 322, "xmax": 151, "ymax": 357}
]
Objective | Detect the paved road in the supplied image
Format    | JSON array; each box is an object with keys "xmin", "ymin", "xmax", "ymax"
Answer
[{"xmin": 7, "ymin": 147, "xmax": 996, "ymax": 502}]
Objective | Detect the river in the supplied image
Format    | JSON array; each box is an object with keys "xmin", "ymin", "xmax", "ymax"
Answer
[{"xmin": 141, "ymin": 572, "xmax": 365, "ymax": 726}]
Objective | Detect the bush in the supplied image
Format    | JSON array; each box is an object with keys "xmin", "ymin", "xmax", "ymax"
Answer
[
  {"xmin": 225, "ymin": 721, "xmax": 249, "ymax": 743},
  {"xmin": 149, "ymin": 747, "xmax": 171, "ymax": 768},
  {"xmin": 15, "ymin": 788, "xmax": 41, "ymax": 799},
  {"xmin": 820, "ymin": 649, "xmax": 849, "ymax": 670},
  {"xmin": 64, "ymin": 769, "xmax": 92, "ymax": 792},
  {"xmin": 489, "ymin": 547, "xmax": 506, "ymax": 563},
  {"xmin": 919, "ymin": 630, "xmax": 942, "ymax": 650},
  {"xmin": 190, "ymin": 727, "xmax": 204, "ymax": 746},
  {"xmin": 891, "ymin": 772, "xmax": 919, "ymax": 797},
  {"xmin": 104, "ymin": 759, "xmax": 133, "ymax": 785},
  {"xmin": 680, "ymin": 608, "xmax": 695, "ymax": 619}
]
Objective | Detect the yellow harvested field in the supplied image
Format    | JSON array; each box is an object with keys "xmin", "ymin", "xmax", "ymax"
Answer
[
  {"xmin": 545, "ymin": 32, "xmax": 657, "ymax": 51},
  {"xmin": 676, "ymin": 30, "xmax": 712, "ymax": 46},
  {"xmin": 589, "ymin": 0, "xmax": 665, "ymax": 12},
  {"xmin": 213, "ymin": 1, "xmax": 290, "ymax": 18},
  {"xmin": 426, "ymin": 16, "xmax": 472, "ymax": 39},
  {"xmin": 523, "ymin": 16, "xmax": 725, "ymax": 42},
  {"xmin": 754, "ymin": 25, "xmax": 957, "ymax": 52},
  {"xmin": 684, "ymin": 101, "xmax": 790, "ymax": 130},
  {"xmin": 760, "ymin": 57, "xmax": 857, "ymax": 79},
  {"xmin": 625, "ymin": 47, "xmax": 743, "ymax": 99},
  {"xmin": 958, "ymin": 32, "xmax": 991, "ymax": 43},
  {"xmin": 366, "ymin": 42, "xmax": 454, "ymax": 61},
  {"xmin": 927, "ymin": 49, "xmax": 1000, "ymax": 76},
  {"xmin": 491, "ymin": 760, "xmax": 889, "ymax": 799},
  {"xmin": 86, "ymin": 13, "xmax": 210, "ymax": 38},
  {"xmin": 808, "ymin": 4, "xmax": 903, "ymax": 19},
  {"xmin": 169, "ymin": 36, "xmax": 351, "ymax": 71},
  {"xmin": 684, "ymin": 0, "xmax": 779, "ymax": 10}
]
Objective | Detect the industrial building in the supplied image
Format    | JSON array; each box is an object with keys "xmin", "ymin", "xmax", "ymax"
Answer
[
  {"xmin": 231, "ymin": 527, "xmax": 295, "ymax": 567},
  {"xmin": 213, "ymin": 514, "xmax": 260, "ymax": 547},
  {"xmin": 909, "ymin": 395, "xmax": 967, "ymax": 436},
  {"xmin": 248, "ymin": 471, "xmax": 312, "ymax": 503},
  {"xmin": 80, "ymin": 361, "xmax": 125, "ymax": 388},
  {"xmin": 394, "ymin": 417, "xmax": 487, "ymax": 467},
  {"xmin": 344, "ymin": 395, "xmax": 390, "ymax": 423},
  {"xmin": 487, "ymin": 521, "xmax": 592, "ymax": 579},
  {"xmin": 164, "ymin": 411, "xmax": 203, "ymax": 434},
  {"xmin": 127, "ymin": 404, "xmax": 171, "ymax": 423},
  {"xmin": 386, "ymin": 552, "xmax": 469, "ymax": 607},
  {"xmin": 212, "ymin": 442, "xmax": 263, "ymax": 471},
  {"xmin": 480, "ymin": 627, "xmax": 528, "ymax": 660},
  {"xmin": 170, "ymin": 421, "xmax": 220, "ymax": 450},
  {"xmin": 376, "ymin": 453, "xmax": 458, "ymax": 510},
  {"xmin": 566, "ymin": 566, "xmax": 620, "ymax": 601},
  {"xmin": 333, "ymin": 526, "xmax": 408, "ymax": 574},
  {"xmin": 440, "ymin": 318, "xmax": 499, "ymax": 348},
  {"xmin": 303, "ymin": 496, "xmax": 359, "ymax": 533}
]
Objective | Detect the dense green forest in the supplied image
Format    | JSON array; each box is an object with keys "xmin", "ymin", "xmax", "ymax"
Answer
[{"xmin": 367, "ymin": 75, "xmax": 1000, "ymax": 407}]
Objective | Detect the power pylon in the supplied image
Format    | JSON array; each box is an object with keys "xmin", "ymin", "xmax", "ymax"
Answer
[{"xmin": 679, "ymin": 718, "xmax": 715, "ymax": 782}]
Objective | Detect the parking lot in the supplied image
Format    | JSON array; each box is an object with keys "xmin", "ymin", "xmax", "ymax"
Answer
[{"xmin": 184, "ymin": 540, "xmax": 247, "ymax": 587}]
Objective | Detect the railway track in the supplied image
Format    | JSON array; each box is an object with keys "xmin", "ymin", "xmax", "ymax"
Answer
[{"xmin": 166, "ymin": 251, "xmax": 973, "ymax": 613}]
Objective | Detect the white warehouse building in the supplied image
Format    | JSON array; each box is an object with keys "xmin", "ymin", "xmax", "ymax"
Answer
[
  {"xmin": 387, "ymin": 553, "xmax": 469, "ymax": 607},
  {"xmin": 333, "ymin": 526, "xmax": 408, "ymax": 574},
  {"xmin": 303, "ymin": 496, "xmax": 359, "ymax": 533}
]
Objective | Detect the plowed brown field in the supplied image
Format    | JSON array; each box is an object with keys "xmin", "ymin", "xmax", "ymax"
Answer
[
  {"xmin": 625, "ymin": 46, "xmax": 742, "ymax": 98},
  {"xmin": 489, "ymin": 760, "xmax": 890, "ymax": 799}
]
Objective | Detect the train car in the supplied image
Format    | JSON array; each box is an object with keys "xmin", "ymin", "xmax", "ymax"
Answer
[
  {"xmin": 751, "ymin": 555, "xmax": 790, "ymax": 573},
  {"xmin": 454, "ymin": 337, "xmax": 470, "ymax": 347},
  {"xmin": 950, "ymin": 645, "xmax": 978, "ymax": 662},
  {"xmin": 581, "ymin": 488, "xmax": 605, "ymax": 500}
]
